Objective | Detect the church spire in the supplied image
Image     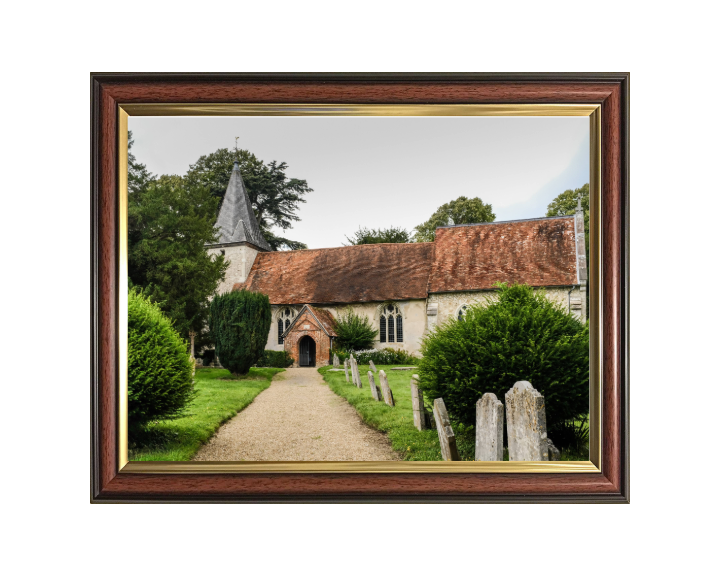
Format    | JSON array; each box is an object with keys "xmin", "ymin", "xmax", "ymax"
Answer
[{"xmin": 214, "ymin": 161, "xmax": 271, "ymax": 251}]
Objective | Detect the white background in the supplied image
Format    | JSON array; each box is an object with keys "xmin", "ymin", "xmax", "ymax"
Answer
[{"xmin": 1, "ymin": 1, "xmax": 718, "ymax": 575}]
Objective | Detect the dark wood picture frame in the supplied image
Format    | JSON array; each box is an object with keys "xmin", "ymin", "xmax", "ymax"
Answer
[{"xmin": 91, "ymin": 73, "xmax": 629, "ymax": 502}]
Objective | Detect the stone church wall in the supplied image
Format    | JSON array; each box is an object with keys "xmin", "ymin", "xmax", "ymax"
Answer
[{"xmin": 206, "ymin": 244, "xmax": 260, "ymax": 295}]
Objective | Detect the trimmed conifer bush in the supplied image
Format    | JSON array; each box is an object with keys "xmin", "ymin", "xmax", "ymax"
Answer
[
  {"xmin": 334, "ymin": 309, "xmax": 378, "ymax": 351},
  {"xmin": 128, "ymin": 290, "xmax": 195, "ymax": 432},
  {"xmin": 418, "ymin": 283, "xmax": 589, "ymax": 445},
  {"xmin": 209, "ymin": 290, "xmax": 272, "ymax": 376}
]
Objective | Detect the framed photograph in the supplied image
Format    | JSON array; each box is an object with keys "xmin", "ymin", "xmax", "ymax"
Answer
[{"xmin": 91, "ymin": 73, "xmax": 629, "ymax": 502}]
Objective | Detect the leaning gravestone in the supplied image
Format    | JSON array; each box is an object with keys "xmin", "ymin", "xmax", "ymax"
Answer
[
  {"xmin": 378, "ymin": 370, "xmax": 394, "ymax": 406},
  {"xmin": 410, "ymin": 375, "xmax": 426, "ymax": 431},
  {"xmin": 344, "ymin": 359, "xmax": 349, "ymax": 383},
  {"xmin": 433, "ymin": 398, "xmax": 460, "ymax": 461},
  {"xmin": 475, "ymin": 393, "xmax": 504, "ymax": 461},
  {"xmin": 369, "ymin": 360, "xmax": 377, "ymax": 372},
  {"xmin": 547, "ymin": 438, "xmax": 560, "ymax": 461},
  {"xmin": 368, "ymin": 371, "xmax": 380, "ymax": 401},
  {"xmin": 351, "ymin": 356, "xmax": 362, "ymax": 388},
  {"xmin": 333, "ymin": 353, "xmax": 340, "ymax": 367},
  {"xmin": 505, "ymin": 381, "xmax": 548, "ymax": 461}
]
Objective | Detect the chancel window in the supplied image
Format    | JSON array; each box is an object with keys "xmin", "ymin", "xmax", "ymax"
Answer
[
  {"xmin": 379, "ymin": 304, "xmax": 403, "ymax": 343},
  {"xmin": 457, "ymin": 304, "xmax": 468, "ymax": 321},
  {"xmin": 277, "ymin": 307, "xmax": 296, "ymax": 345}
]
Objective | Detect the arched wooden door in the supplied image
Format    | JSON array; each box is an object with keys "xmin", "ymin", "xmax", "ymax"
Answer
[{"xmin": 298, "ymin": 335, "xmax": 316, "ymax": 367}]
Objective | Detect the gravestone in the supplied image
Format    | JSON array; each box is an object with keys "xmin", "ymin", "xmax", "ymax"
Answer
[
  {"xmin": 333, "ymin": 353, "xmax": 340, "ymax": 367},
  {"xmin": 505, "ymin": 381, "xmax": 548, "ymax": 461},
  {"xmin": 344, "ymin": 359, "xmax": 349, "ymax": 382},
  {"xmin": 390, "ymin": 367, "xmax": 414, "ymax": 371},
  {"xmin": 369, "ymin": 360, "xmax": 377, "ymax": 372},
  {"xmin": 475, "ymin": 393, "xmax": 504, "ymax": 461},
  {"xmin": 378, "ymin": 370, "xmax": 394, "ymax": 406},
  {"xmin": 368, "ymin": 371, "xmax": 380, "ymax": 401},
  {"xmin": 433, "ymin": 398, "xmax": 460, "ymax": 461},
  {"xmin": 351, "ymin": 356, "xmax": 362, "ymax": 388},
  {"xmin": 410, "ymin": 375, "xmax": 426, "ymax": 431}
]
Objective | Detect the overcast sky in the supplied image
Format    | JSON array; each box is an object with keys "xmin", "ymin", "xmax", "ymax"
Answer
[{"xmin": 129, "ymin": 116, "xmax": 589, "ymax": 249}]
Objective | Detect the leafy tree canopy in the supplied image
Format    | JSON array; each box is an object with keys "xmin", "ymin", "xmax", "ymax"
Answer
[
  {"xmin": 344, "ymin": 226, "xmax": 413, "ymax": 245},
  {"xmin": 185, "ymin": 148, "xmax": 312, "ymax": 251},
  {"xmin": 128, "ymin": 173, "xmax": 228, "ymax": 341},
  {"xmin": 128, "ymin": 131, "xmax": 154, "ymax": 195},
  {"xmin": 414, "ymin": 196, "xmax": 495, "ymax": 242},
  {"xmin": 546, "ymin": 182, "xmax": 589, "ymax": 232}
]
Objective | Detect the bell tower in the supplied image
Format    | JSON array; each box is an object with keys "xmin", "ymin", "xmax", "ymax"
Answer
[{"xmin": 206, "ymin": 161, "xmax": 271, "ymax": 293}]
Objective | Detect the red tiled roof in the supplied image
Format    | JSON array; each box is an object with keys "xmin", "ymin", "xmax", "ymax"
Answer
[
  {"xmin": 427, "ymin": 217, "xmax": 579, "ymax": 292},
  {"xmin": 234, "ymin": 242, "xmax": 435, "ymax": 305},
  {"xmin": 306, "ymin": 305, "xmax": 337, "ymax": 337}
]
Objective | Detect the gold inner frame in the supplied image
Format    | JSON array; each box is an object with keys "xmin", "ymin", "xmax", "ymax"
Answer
[{"xmin": 118, "ymin": 103, "xmax": 602, "ymax": 474}]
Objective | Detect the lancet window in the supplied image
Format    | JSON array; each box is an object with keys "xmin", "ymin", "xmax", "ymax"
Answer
[
  {"xmin": 277, "ymin": 307, "xmax": 297, "ymax": 345},
  {"xmin": 379, "ymin": 304, "xmax": 403, "ymax": 343}
]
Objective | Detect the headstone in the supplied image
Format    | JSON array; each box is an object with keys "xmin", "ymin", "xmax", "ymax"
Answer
[
  {"xmin": 390, "ymin": 366, "xmax": 414, "ymax": 370},
  {"xmin": 195, "ymin": 357, "xmax": 204, "ymax": 368},
  {"xmin": 369, "ymin": 360, "xmax": 377, "ymax": 372},
  {"xmin": 351, "ymin": 356, "xmax": 362, "ymax": 388},
  {"xmin": 368, "ymin": 371, "xmax": 380, "ymax": 401},
  {"xmin": 505, "ymin": 381, "xmax": 548, "ymax": 461},
  {"xmin": 547, "ymin": 438, "xmax": 560, "ymax": 461},
  {"xmin": 344, "ymin": 359, "xmax": 349, "ymax": 382},
  {"xmin": 475, "ymin": 393, "xmax": 504, "ymax": 461},
  {"xmin": 410, "ymin": 375, "xmax": 426, "ymax": 431},
  {"xmin": 333, "ymin": 353, "xmax": 340, "ymax": 367},
  {"xmin": 433, "ymin": 398, "xmax": 460, "ymax": 461},
  {"xmin": 378, "ymin": 370, "xmax": 394, "ymax": 406}
]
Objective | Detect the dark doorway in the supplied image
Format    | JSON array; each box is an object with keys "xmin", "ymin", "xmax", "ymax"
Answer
[{"xmin": 299, "ymin": 335, "xmax": 316, "ymax": 367}]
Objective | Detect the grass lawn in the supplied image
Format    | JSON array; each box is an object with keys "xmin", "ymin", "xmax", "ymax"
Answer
[
  {"xmin": 319, "ymin": 365, "xmax": 476, "ymax": 461},
  {"xmin": 129, "ymin": 367, "xmax": 284, "ymax": 461}
]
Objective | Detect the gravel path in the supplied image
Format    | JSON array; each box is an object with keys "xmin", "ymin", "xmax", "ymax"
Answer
[{"xmin": 193, "ymin": 368, "xmax": 400, "ymax": 461}]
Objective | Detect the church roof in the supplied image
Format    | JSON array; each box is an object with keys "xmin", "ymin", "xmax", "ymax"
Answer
[
  {"xmin": 232, "ymin": 215, "xmax": 580, "ymax": 304},
  {"xmin": 428, "ymin": 216, "xmax": 580, "ymax": 293},
  {"xmin": 212, "ymin": 162, "xmax": 271, "ymax": 251},
  {"xmin": 234, "ymin": 242, "xmax": 435, "ymax": 305}
]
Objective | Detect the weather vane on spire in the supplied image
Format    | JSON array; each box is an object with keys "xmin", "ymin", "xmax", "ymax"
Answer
[{"xmin": 234, "ymin": 136, "xmax": 239, "ymax": 153}]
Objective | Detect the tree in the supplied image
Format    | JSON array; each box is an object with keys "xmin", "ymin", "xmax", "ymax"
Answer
[
  {"xmin": 128, "ymin": 174, "xmax": 229, "ymax": 346},
  {"xmin": 185, "ymin": 148, "xmax": 312, "ymax": 250},
  {"xmin": 128, "ymin": 289, "xmax": 195, "ymax": 436},
  {"xmin": 547, "ymin": 183, "xmax": 590, "ymax": 317},
  {"xmin": 209, "ymin": 290, "xmax": 272, "ymax": 376},
  {"xmin": 344, "ymin": 226, "xmax": 413, "ymax": 245},
  {"xmin": 546, "ymin": 183, "xmax": 589, "ymax": 232},
  {"xmin": 334, "ymin": 309, "xmax": 378, "ymax": 351},
  {"xmin": 128, "ymin": 131, "xmax": 154, "ymax": 195},
  {"xmin": 418, "ymin": 283, "xmax": 589, "ymax": 447},
  {"xmin": 414, "ymin": 196, "xmax": 495, "ymax": 242}
]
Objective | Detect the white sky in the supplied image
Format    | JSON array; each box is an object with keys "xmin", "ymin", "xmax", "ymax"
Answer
[{"xmin": 129, "ymin": 116, "xmax": 589, "ymax": 249}]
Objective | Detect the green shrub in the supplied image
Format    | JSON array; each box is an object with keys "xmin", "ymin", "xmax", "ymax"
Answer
[
  {"xmin": 418, "ymin": 283, "xmax": 589, "ymax": 446},
  {"xmin": 128, "ymin": 290, "xmax": 195, "ymax": 433},
  {"xmin": 256, "ymin": 349, "xmax": 294, "ymax": 368},
  {"xmin": 209, "ymin": 290, "xmax": 272, "ymax": 376},
  {"xmin": 334, "ymin": 309, "xmax": 378, "ymax": 351},
  {"xmin": 334, "ymin": 347, "xmax": 418, "ymax": 365}
]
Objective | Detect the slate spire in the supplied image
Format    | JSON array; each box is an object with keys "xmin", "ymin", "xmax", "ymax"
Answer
[{"xmin": 214, "ymin": 161, "xmax": 271, "ymax": 251}]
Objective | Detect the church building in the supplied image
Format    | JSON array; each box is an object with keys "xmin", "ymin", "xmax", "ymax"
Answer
[{"xmin": 207, "ymin": 162, "xmax": 587, "ymax": 368}]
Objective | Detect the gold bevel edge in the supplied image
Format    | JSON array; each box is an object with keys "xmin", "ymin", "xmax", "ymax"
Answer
[
  {"xmin": 121, "ymin": 460, "xmax": 600, "ymax": 474},
  {"xmin": 118, "ymin": 108, "xmax": 129, "ymax": 469},
  {"xmin": 117, "ymin": 102, "xmax": 603, "ymax": 473},
  {"xmin": 589, "ymin": 108, "xmax": 602, "ymax": 470},
  {"xmin": 119, "ymin": 103, "xmax": 599, "ymax": 117}
]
